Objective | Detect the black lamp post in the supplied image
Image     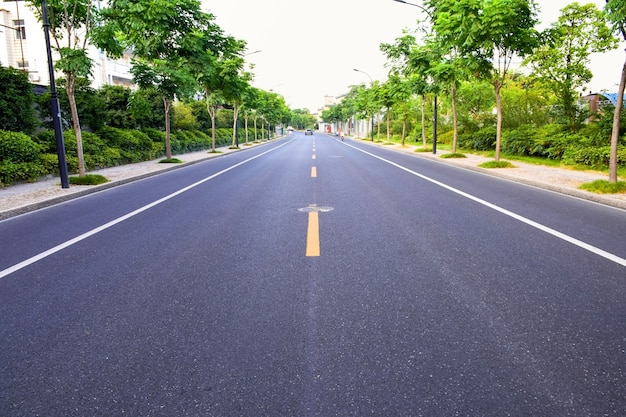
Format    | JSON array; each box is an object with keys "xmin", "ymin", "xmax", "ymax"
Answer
[
  {"xmin": 353, "ymin": 68, "xmax": 375, "ymax": 142},
  {"xmin": 392, "ymin": 0, "xmax": 438, "ymax": 154},
  {"xmin": 42, "ymin": 0, "xmax": 70, "ymax": 188}
]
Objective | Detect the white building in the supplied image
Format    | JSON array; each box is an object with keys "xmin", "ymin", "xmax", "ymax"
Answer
[{"xmin": 0, "ymin": 0, "xmax": 132, "ymax": 88}]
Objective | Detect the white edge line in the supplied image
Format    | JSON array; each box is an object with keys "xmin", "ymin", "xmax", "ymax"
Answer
[
  {"xmin": 0, "ymin": 140, "xmax": 293, "ymax": 279},
  {"xmin": 346, "ymin": 143, "xmax": 626, "ymax": 268}
]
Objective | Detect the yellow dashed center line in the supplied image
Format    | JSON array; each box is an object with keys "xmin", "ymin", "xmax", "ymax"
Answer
[
  {"xmin": 312, "ymin": 155, "xmax": 316, "ymax": 160},
  {"xmin": 311, "ymin": 167, "xmax": 317, "ymax": 177},
  {"xmin": 306, "ymin": 212, "xmax": 320, "ymax": 257}
]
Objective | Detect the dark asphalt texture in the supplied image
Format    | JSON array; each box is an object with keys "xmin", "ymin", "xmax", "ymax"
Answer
[{"xmin": 1, "ymin": 133, "xmax": 625, "ymax": 416}]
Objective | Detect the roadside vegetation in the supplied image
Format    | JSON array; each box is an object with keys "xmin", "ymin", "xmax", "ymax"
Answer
[
  {"xmin": 321, "ymin": 1, "xmax": 626, "ymax": 193},
  {"xmin": 0, "ymin": 0, "xmax": 317, "ymax": 186}
]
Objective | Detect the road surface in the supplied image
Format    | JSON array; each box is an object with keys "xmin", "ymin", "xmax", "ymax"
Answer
[{"xmin": 1, "ymin": 132, "xmax": 625, "ymax": 416}]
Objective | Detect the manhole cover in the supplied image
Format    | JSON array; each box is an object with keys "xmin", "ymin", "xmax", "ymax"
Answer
[{"xmin": 298, "ymin": 205, "xmax": 334, "ymax": 213}]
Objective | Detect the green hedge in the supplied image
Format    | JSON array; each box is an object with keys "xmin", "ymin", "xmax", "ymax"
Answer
[
  {"xmin": 0, "ymin": 130, "xmax": 41, "ymax": 163},
  {"xmin": 0, "ymin": 127, "xmax": 237, "ymax": 186},
  {"xmin": 0, "ymin": 130, "xmax": 46, "ymax": 185}
]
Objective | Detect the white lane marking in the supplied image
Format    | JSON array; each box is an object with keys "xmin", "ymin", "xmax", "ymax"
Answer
[
  {"xmin": 0, "ymin": 141, "xmax": 293, "ymax": 279},
  {"xmin": 346, "ymin": 143, "xmax": 626, "ymax": 268}
]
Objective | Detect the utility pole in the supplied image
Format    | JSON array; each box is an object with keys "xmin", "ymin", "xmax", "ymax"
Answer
[{"xmin": 42, "ymin": 0, "xmax": 70, "ymax": 188}]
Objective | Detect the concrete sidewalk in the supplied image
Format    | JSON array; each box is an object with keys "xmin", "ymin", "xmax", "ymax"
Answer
[
  {"xmin": 0, "ymin": 142, "xmax": 263, "ymax": 220},
  {"xmin": 352, "ymin": 139, "xmax": 626, "ymax": 210}
]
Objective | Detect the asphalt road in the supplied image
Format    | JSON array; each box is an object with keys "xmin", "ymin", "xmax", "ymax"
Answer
[{"xmin": 1, "ymin": 132, "xmax": 625, "ymax": 416}]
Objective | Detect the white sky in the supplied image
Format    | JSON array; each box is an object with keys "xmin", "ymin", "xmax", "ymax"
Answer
[{"xmin": 204, "ymin": 0, "xmax": 623, "ymax": 112}]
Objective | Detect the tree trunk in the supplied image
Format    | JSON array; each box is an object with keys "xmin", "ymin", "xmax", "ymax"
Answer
[
  {"xmin": 609, "ymin": 57, "xmax": 626, "ymax": 183},
  {"xmin": 386, "ymin": 106, "xmax": 391, "ymax": 143},
  {"xmin": 494, "ymin": 80, "xmax": 503, "ymax": 162},
  {"xmin": 210, "ymin": 107, "xmax": 216, "ymax": 152},
  {"xmin": 232, "ymin": 104, "xmax": 239, "ymax": 148},
  {"xmin": 244, "ymin": 115, "xmax": 249, "ymax": 144},
  {"xmin": 401, "ymin": 113, "xmax": 407, "ymax": 147},
  {"xmin": 254, "ymin": 116, "xmax": 258, "ymax": 141},
  {"xmin": 206, "ymin": 96, "xmax": 217, "ymax": 152},
  {"xmin": 66, "ymin": 76, "xmax": 85, "ymax": 176},
  {"xmin": 451, "ymin": 83, "xmax": 458, "ymax": 154},
  {"xmin": 164, "ymin": 97, "xmax": 172, "ymax": 159},
  {"xmin": 421, "ymin": 95, "xmax": 427, "ymax": 149}
]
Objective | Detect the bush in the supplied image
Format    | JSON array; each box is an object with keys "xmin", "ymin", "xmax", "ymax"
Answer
[
  {"xmin": 98, "ymin": 126, "xmax": 154, "ymax": 162},
  {"xmin": 34, "ymin": 130, "xmax": 58, "ymax": 154},
  {"xmin": 459, "ymin": 127, "xmax": 496, "ymax": 151},
  {"xmin": 63, "ymin": 130, "xmax": 123, "ymax": 170},
  {"xmin": 0, "ymin": 160, "xmax": 48, "ymax": 185},
  {"xmin": 502, "ymin": 125, "xmax": 538, "ymax": 156},
  {"xmin": 535, "ymin": 125, "xmax": 584, "ymax": 160},
  {"xmin": 562, "ymin": 145, "xmax": 611, "ymax": 168},
  {"xmin": 0, "ymin": 130, "xmax": 41, "ymax": 163}
]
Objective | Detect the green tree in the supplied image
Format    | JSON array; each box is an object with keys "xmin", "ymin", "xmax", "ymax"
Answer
[
  {"xmin": 525, "ymin": 2, "xmax": 617, "ymax": 126},
  {"xmin": 0, "ymin": 66, "xmax": 37, "ymax": 134},
  {"xmin": 406, "ymin": 43, "xmax": 441, "ymax": 148},
  {"xmin": 100, "ymin": 0, "xmax": 213, "ymax": 159},
  {"xmin": 430, "ymin": 0, "xmax": 540, "ymax": 161},
  {"xmin": 604, "ymin": 0, "xmax": 626, "ymax": 183},
  {"xmin": 27, "ymin": 0, "xmax": 101, "ymax": 175},
  {"xmin": 131, "ymin": 59, "xmax": 197, "ymax": 158},
  {"xmin": 188, "ymin": 25, "xmax": 244, "ymax": 151}
]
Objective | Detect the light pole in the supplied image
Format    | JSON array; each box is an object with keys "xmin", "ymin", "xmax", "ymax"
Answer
[
  {"xmin": 353, "ymin": 68, "xmax": 375, "ymax": 142},
  {"xmin": 42, "ymin": 0, "xmax": 70, "ymax": 188},
  {"xmin": 391, "ymin": 0, "xmax": 438, "ymax": 154},
  {"xmin": 392, "ymin": 0, "xmax": 430, "ymax": 15},
  {"xmin": 244, "ymin": 49, "xmax": 262, "ymax": 57}
]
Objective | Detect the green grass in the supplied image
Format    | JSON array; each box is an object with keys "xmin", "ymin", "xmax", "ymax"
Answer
[
  {"xmin": 208, "ymin": 150, "xmax": 223, "ymax": 154},
  {"xmin": 414, "ymin": 147, "xmax": 433, "ymax": 153},
  {"xmin": 69, "ymin": 174, "xmax": 109, "ymax": 185},
  {"xmin": 479, "ymin": 160, "xmax": 516, "ymax": 169},
  {"xmin": 579, "ymin": 180, "xmax": 626, "ymax": 194},
  {"xmin": 159, "ymin": 158, "xmax": 183, "ymax": 164},
  {"xmin": 440, "ymin": 153, "xmax": 467, "ymax": 159},
  {"xmin": 228, "ymin": 146, "xmax": 240, "ymax": 150}
]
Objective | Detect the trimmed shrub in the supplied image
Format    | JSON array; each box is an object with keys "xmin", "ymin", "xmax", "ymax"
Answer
[
  {"xmin": 34, "ymin": 130, "xmax": 58, "ymax": 154},
  {"xmin": 0, "ymin": 130, "xmax": 41, "ymax": 163},
  {"xmin": 98, "ymin": 126, "xmax": 154, "ymax": 162},
  {"xmin": 0, "ymin": 161, "xmax": 48, "ymax": 185}
]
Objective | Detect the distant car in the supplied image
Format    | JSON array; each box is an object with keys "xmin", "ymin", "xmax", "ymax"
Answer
[{"xmin": 305, "ymin": 129, "xmax": 313, "ymax": 135}]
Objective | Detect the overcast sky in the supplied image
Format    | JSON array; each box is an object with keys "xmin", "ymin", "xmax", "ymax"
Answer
[{"xmin": 204, "ymin": 0, "xmax": 623, "ymax": 112}]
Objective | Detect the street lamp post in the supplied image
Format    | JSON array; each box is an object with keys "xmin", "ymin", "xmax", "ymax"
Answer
[
  {"xmin": 42, "ymin": 0, "xmax": 70, "ymax": 188},
  {"xmin": 353, "ymin": 68, "xmax": 375, "ymax": 142},
  {"xmin": 392, "ymin": 0, "xmax": 438, "ymax": 154}
]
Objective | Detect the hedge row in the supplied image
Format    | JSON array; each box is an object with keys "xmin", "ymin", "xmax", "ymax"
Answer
[
  {"xmin": 0, "ymin": 127, "xmax": 261, "ymax": 186},
  {"xmin": 456, "ymin": 124, "xmax": 626, "ymax": 168}
]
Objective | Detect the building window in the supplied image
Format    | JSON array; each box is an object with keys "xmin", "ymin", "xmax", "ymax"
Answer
[
  {"xmin": 17, "ymin": 60, "xmax": 29, "ymax": 70},
  {"xmin": 13, "ymin": 20, "xmax": 26, "ymax": 40}
]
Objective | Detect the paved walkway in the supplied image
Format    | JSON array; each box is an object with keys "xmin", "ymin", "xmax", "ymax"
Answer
[
  {"xmin": 1, "ymin": 138, "xmax": 625, "ymax": 220},
  {"xmin": 0, "ymin": 143, "xmax": 257, "ymax": 220}
]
